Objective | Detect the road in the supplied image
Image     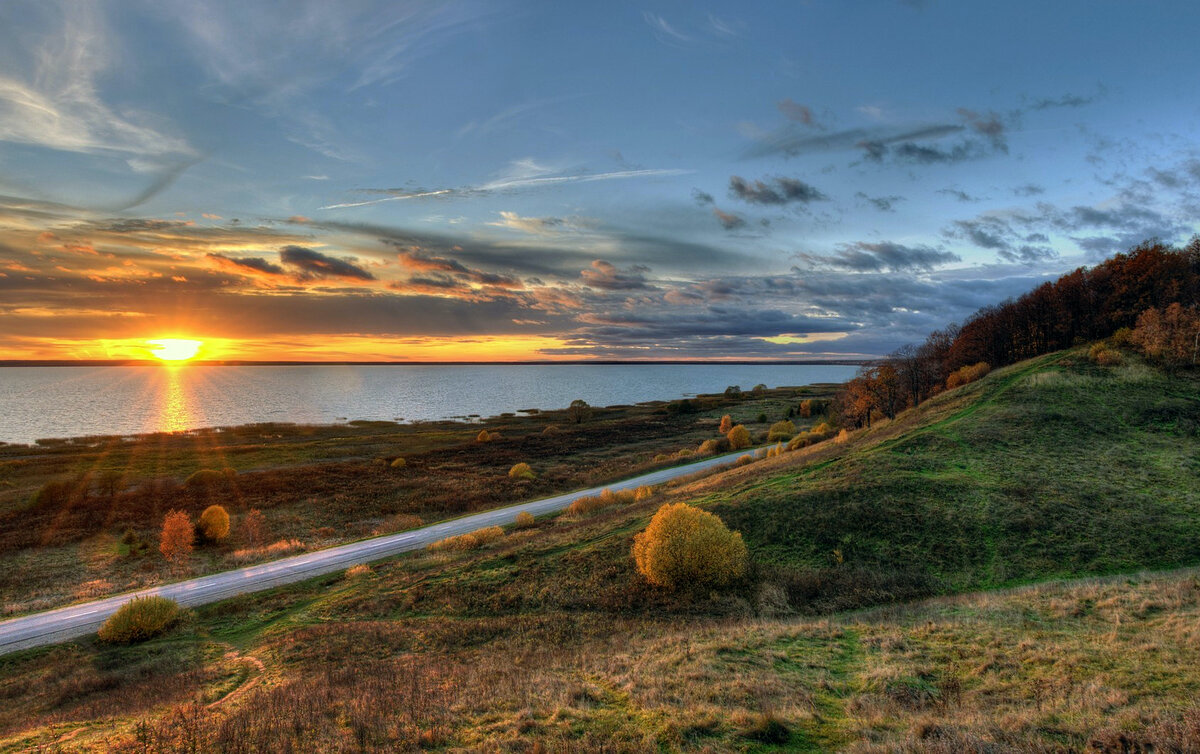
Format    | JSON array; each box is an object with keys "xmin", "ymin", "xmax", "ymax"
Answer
[{"xmin": 0, "ymin": 451, "xmax": 745, "ymax": 656}]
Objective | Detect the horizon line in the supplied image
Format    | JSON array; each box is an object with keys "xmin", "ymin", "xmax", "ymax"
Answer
[{"xmin": 0, "ymin": 358, "xmax": 870, "ymax": 367}]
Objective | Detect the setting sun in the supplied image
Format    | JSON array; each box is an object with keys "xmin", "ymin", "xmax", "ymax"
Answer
[{"xmin": 147, "ymin": 339, "xmax": 202, "ymax": 362}]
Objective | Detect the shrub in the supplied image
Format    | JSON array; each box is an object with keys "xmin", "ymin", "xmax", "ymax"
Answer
[
  {"xmin": 734, "ymin": 454, "xmax": 755, "ymax": 467},
  {"xmin": 30, "ymin": 479, "xmax": 74, "ymax": 509},
  {"xmin": 567, "ymin": 399, "xmax": 592, "ymax": 424},
  {"xmin": 634, "ymin": 485, "xmax": 654, "ymax": 501},
  {"xmin": 345, "ymin": 564, "xmax": 372, "ymax": 579},
  {"xmin": 946, "ymin": 361, "xmax": 991, "ymax": 389},
  {"xmin": 241, "ymin": 508, "xmax": 268, "ymax": 546},
  {"xmin": 724, "ymin": 385, "xmax": 742, "ymax": 399},
  {"xmin": 228, "ymin": 539, "xmax": 304, "ymax": 564},
  {"xmin": 718, "ymin": 414, "xmax": 733, "ymax": 434},
  {"xmin": 428, "ymin": 526, "xmax": 504, "ymax": 552},
  {"xmin": 568, "ymin": 488, "xmax": 635, "ymax": 516},
  {"xmin": 767, "ymin": 420, "xmax": 796, "ymax": 442},
  {"xmin": 835, "ymin": 428, "xmax": 852, "ymax": 443},
  {"xmin": 508, "ymin": 462, "xmax": 536, "ymax": 480},
  {"xmin": 160, "ymin": 510, "xmax": 194, "ymax": 565},
  {"xmin": 514, "ymin": 511, "xmax": 536, "ymax": 529},
  {"xmin": 766, "ymin": 442, "xmax": 785, "ymax": 458},
  {"xmin": 799, "ymin": 399, "xmax": 813, "ymax": 418},
  {"xmin": 98, "ymin": 596, "xmax": 180, "ymax": 643},
  {"xmin": 726, "ymin": 424, "xmax": 751, "ymax": 450},
  {"xmin": 756, "ymin": 413, "xmax": 768, "ymax": 424},
  {"xmin": 811, "ymin": 421, "xmax": 834, "ymax": 436},
  {"xmin": 541, "ymin": 424, "xmax": 560, "ymax": 435},
  {"xmin": 697, "ymin": 438, "xmax": 722, "ymax": 455},
  {"xmin": 632, "ymin": 503, "xmax": 748, "ymax": 590},
  {"xmin": 198, "ymin": 505, "xmax": 230, "ymax": 543},
  {"xmin": 184, "ymin": 468, "xmax": 226, "ymax": 488},
  {"xmin": 476, "ymin": 429, "xmax": 493, "ymax": 442},
  {"xmin": 1089, "ymin": 343, "xmax": 1124, "ymax": 366},
  {"xmin": 389, "ymin": 457, "xmax": 407, "ymax": 468},
  {"xmin": 675, "ymin": 448, "xmax": 694, "ymax": 458}
]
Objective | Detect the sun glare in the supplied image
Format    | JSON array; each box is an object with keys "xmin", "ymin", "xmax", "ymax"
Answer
[{"xmin": 147, "ymin": 338, "xmax": 203, "ymax": 362}]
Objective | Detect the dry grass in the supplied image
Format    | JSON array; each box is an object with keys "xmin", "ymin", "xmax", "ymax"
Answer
[
  {"xmin": 227, "ymin": 538, "xmax": 305, "ymax": 565},
  {"xmin": 428, "ymin": 525, "xmax": 505, "ymax": 553}
]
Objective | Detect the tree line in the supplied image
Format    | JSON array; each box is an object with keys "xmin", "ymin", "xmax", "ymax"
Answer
[{"xmin": 836, "ymin": 237, "xmax": 1200, "ymax": 427}]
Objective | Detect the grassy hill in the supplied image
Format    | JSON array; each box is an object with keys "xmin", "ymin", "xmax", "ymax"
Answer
[{"xmin": 2, "ymin": 346, "xmax": 1199, "ymax": 751}]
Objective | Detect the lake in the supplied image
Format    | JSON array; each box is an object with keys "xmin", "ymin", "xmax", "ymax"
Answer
[{"xmin": 0, "ymin": 364, "xmax": 859, "ymax": 445}]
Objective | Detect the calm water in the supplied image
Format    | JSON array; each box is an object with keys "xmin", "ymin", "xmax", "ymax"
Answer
[{"xmin": 0, "ymin": 364, "xmax": 859, "ymax": 445}]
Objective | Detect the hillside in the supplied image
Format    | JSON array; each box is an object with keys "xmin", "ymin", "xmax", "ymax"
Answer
[{"xmin": 2, "ymin": 346, "xmax": 1199, "ymax": 751}]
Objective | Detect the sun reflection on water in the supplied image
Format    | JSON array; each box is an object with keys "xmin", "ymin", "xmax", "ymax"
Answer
[{"xmin": 158, "ymin": 365, "xmax": 193, "ymax": 434}]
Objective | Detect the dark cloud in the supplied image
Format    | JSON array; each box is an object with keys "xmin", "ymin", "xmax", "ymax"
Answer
[
  {"xmin": 796, "ymin": 241, "xmax": 960, "ymax": 273},
  {"xmin": 579, "ymin": 260, "xmax": 653, "ymax": 290},
  {"xmin": 712, "ymin": 208, "xmax": 746, "ymax": 230},
  {"xmin": 691, "ymin": 188, "xmax": 714, "ymax": 205},
  {"xmin": 938, "ymin": 188, "xmax": 979, "ymax": 202},
  {"xmin": 881, "ymin": 140, "xmax": 987, "ymax": 165},
  {"xmin": 856, "ymin": 192, "xmax": 904, "ymax": 212},
  {"xmin": 280, "ymin": 246, "xmax": 375, "ymax": 281},
  {"xmin": 729, "ymin": 175, "xmax": 827, "ymax": 205},
  {"xmin": 206, "ymin": 253, "xmax": 285, "ymax": 276},
  {"xmin": 1012, "ymin": 183, "xmax": 1044, "ymax": 196},
  {"xmin": 745, "ymin": 123, "xmax": 963, "ymax": 159},
  {"xmin": 777, "ymin": 98, "xmax": 818, "ymax": 126},
  {"xmin": 1027, "ymin": 91, "xmax": 1099, "ymax": 110},
  {"xmin": 957, "ymin": 108, "xmax": 1008, "ymax": 152}
]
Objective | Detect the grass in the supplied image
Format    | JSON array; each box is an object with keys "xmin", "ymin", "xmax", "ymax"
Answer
[{"xmin": 1, "ymin": 348, "xmax": 1199, "ymax": 750}]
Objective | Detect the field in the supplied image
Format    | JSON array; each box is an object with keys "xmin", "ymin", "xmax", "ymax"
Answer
[
  {"xmin": 1, "ymin": 347, "xmax": 1199, "ymax": 751},
  {"xmin": 0, "ymin": 384, "xmax": 836, "ymax": 615}
]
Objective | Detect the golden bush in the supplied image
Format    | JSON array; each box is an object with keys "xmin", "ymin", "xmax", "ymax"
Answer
[
  {"xmin": 767, "ymin": 420, "xmax": 796, "ymax": 442},
  {"xmin": 697, "ymin": 438, "xmax": 722, "ymax": 455},
  {"xmin": 634, "ymin": 485, "xmax": 655, "ymax": 501},
  {"xmin": 476, "ymin": 429, "xmax": 492, "ymax": 442},
  {"xmin": 508, "ymin": 462, "xmax": 536, "ymax": 480},
  {"xmin": 198, "ymin": 505, "xmax": 230, "ymax": 542},
  {"xmin": 98, "ymin": 596, "xmax": 180, "ymax": 643},
  {"xmin": 726, "ymin": 424, "xmax": 751, "ymax": 450},
  {"xmin": 390, "ymin": 457, "xmax": 406, "ymax": 468},
  {"xmin": 514, "ymin": 511, "xmax": 537, "ymax": 529},
  {"xmin": 718, "ymin": 414, "xmax": 733, "ymax": 434},
  {"xmin": 632, "ymin": 503, "xmax": 747, "ymax": 590}
]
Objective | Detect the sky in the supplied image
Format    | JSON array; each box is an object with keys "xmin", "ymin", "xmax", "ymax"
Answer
[{"xmin": 1, "ymin": 0, "xmax": 1199, "ymax": 362}]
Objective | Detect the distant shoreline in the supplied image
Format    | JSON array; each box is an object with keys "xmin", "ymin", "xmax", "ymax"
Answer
[{"xmin": 0, "ymin": 359, "xmax": 869, "ymax": 367}]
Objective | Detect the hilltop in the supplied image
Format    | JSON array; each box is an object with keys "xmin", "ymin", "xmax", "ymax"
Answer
[{"xmin": 1, "ymin": 344, "xmax": 1199, "ymax": 751}]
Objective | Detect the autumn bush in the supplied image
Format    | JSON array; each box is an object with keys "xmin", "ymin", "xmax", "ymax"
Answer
[
  {"xmin": 508, "ymin": 462, "xmax": 536, "ymax": 480},
  {"xmin": 634, "ymin": 485, "xmax": 654, "ymax": 501},
  {"xmin": 632, "ymin": 502, "xmax": 748, "ymax": 590},
  {"xmin": 1088, "ymin": 343, "xmax": 1124, "ymax": 366},
  {"xmin": 476, "ymin": 429, "xmax": 494, "ymax": 442},
  {"xmin": 726, "ymin": 424, "xmax": 751, "ymax": 450},
  {"xmin": 734, "ymin": 454, "xmax": 755, "ymax": 467},
  {"xmin": 159, "ymin": 510, "xmax": 194, "ymax": 565},
  {"xmin": 198, "ymin": 505, "xmax": 230, "ymax": 543},
  {"xmin": 697, "ymin": 438, "xmax": 722, "ymax": 455},
  {"xmin": 799, "ymin": 399, "xmax": 813, "ymax": 418},
  {"xmin": 718, "ymin": 414, "xmax": 733, "ymax": 434},
  {"xmin": 390, "ymin": 457, "xmax": 407, "ymax": 468},
  {"xmin": 514, "ymin": 511, "xmax": 536, "ymax": 529},
  {"xmin": 228, "ymin": 539, "xmax": 304, "ymax": 565},
  {"xmin": 767, "ymin": 420, "xmax": 796, "ymax": 442},
  {"xmin": 428, "ymin": 526, "xmax": 504, "ymax": 552},
  {"xmin": 568, "ymin": 487, "xmax": 635, "ymax": 516},
  {"xmin": 241, "ymin": 508, "xmax": 268, "ymax": 546},
  {"xmin": 97, "ymin": 596, "xmax": 181, "ymax": 643},
  {"xmin": 184, "ymin": 468, "xmax": 227, "ymax": 488},
  {"xmin": 945, "ymin": 361, "xmax": 991, "ymax": 389},
  {"xmin": 1131, "ymin": 303, "xmax": 1200, "ymax": 367}
]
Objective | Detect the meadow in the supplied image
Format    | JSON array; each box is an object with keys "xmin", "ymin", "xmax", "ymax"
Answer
[{"xmin": 1, "ymin": 346, "xmax": 1198, "ymax": 751}]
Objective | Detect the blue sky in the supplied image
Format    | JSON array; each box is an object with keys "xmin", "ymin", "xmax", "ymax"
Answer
[{"xmin": 1, "ymin": 0, "xmax": 1198, "ymax": 360}]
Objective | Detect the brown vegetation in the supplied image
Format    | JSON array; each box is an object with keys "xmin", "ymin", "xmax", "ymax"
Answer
[{"xmin": 159, "ymin": 511, "xmax": 194, "ymax": 565}]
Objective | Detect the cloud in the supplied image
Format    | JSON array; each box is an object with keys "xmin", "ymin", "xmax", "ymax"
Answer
[
  {"xmin": 856, "ymin": 192, "xmax": 904, "ymax": 212},
  {"xmin": 745, "ymin": 123, "xmax": 963, "ymax": 159},
  {"xmin": 321, "ymin": 165, "xmax": 690, "ymax": 209},
  {"xmin": 642, "ymin": 12, "xmax": 693, "ymax": 44},
  {"xmin": 579, "ymin": 260, "xmax": 652, "ymax": 290},
  {"xmin": 206, "ymin": 252, "xmax": 285, "ymax": 276},
  {"xmin": 1027, "ymin": 91, "xmax": 1101, "ymax": 110},
  {"xmin": 1012, "ymin": 183, "xmax": 1045, "ymax": 196},
  {"xmin": 956, "ymin": 108, "xmax": 1008, "ymax": 152},
  {"xmin": 280, "ymin": 246, "xmax": 375, "ymax": 280},
  {"xmin": 489, "ymin": 211, "xmax": 569, "ymax": 235},
  {"xmin": 938, "ymin": 188, "xmax": 980, "ymax": 202},
  {"xmin": 712, "ymin": 208, "xmax": 746, "ymax": 230},
  {"xmin": 777, "ymin": 98, "xmax": 819, "ymax": 126},
  {"xmin": 691, "ymin": 188, "xmax": 714, "ymax": 205},
  {"xmin": 729, "ymin": 175, "xmax": 826, "ymax": 205},
  {"xmin": 797, "ymin": 242, "xmax": 961, "ymax": 273}
]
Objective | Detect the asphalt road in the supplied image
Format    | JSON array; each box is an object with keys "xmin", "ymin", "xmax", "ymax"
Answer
[{"xmin": 0, "ymin": 451, "xmax": 745, "ymax": 656}]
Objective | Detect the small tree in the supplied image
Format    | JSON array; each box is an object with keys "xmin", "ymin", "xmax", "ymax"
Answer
[
  {"xmin": 727, "ymin": 424, "xmax": 751, "ymax": 450},
  {"xmin": 632, "ymin": 503, "xmax": 747, "ymax": 590},
  {"xmin": 799, "ymin": 399, "xmax": 813, "ymax": 418},
  {"xmin": 160, "ymin": 510, "xmax": 194, "ymax": 565},
  {"xmin": 514, "ymin": 511, "xmax": 537, "ymax": 529},
  {"xmin": 767, "ymin": 420, "xmax": 796, "ymax": 442},
  {"xmin": 198, "ymin": 505, "xmax": 230, "ymax": 543},
  {"xmin": 567, "ymin": 399, "xmax": 592, "ymax": 424},
  {"xmin": 718, "ymin": 414, "xmax": 733, "ymax": 434},
  {"xmin": 241, "ymin": 508, "xmax": 268, "ymax": 546}
]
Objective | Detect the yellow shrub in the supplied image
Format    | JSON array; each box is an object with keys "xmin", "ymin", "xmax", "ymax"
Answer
[
  {"xmin": 508, "ymin": 462, "xmax": 536, "ymax": 480},
  {"xmin": 697, "ymin": 438, "xmax": 722, "ymax": 455},
  {"xmin": 734, "ymin": 454, "xmax": 755, "ymax": 467},
  {"xmin": 476, "ymin": 429, "xmax": 492, "ymax": 442},
  {"xmin": 634, "ymin": 485, "xmax": 655, "ymax": 501},
  {"xmin": 766, "ymin": 442, "xmax": 784, "ymax": 458},
  {"xmin": 389, "ymin": 457, "xmax": 406, "ymax": 468},
  {"xmin": 946, "ymin": 361, "xmax": 991, "ymax": 389},
  {"xmin": 835, "ymin": 428, "xmax": 852, "ymax": 444},
  {"xmin": 568, "ymin": 488, "xmax": 635, "ymax": 515},
  {"xmin": 428, "ymin": 525, "xmax": 504, "ymax": 552},
  {"xmin": 767, "ymin": 420, "xmax": 796, "ymax": 442},
  {"xmin": 1089, "ymin": 343, "xmax": 1124, "ymax": 366},
  {"xmin": 726, "ymin": 424, "xmax": 751, "ymax": 450},
  {"xmin": 198, "ymin": 505, "xmax": 230, "ymax": 542},
  {"xmin": 811, "ymin": 422, "xmax": 834, "ymax": 436},
  {"xmin": 514, "ymin": 511, "xmax": 536, "ymax": 529},
  {"xmin": 98, "ymin": 596, "xmax": 180, "ymax": 643},
  {"xmin": 632, "ymin": 503, "xmax": 748, "ymax": 590},
  {"xmin": 799, "ymin": 400, "xmax": 813, "ymax": 418}
]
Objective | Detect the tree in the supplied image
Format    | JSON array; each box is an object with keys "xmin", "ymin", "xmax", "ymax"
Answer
[
  {"xmin": 198, "ymin": 505, "xmax": 230, "ymax": 543},
  {"xmin": 567, "ymin": 399, "xmax": 592, "ymax": 424},
  {"xmin": 726, "ymin": 424, "xmax": 751, "ymax": 449},
  {"xmin": 723, "ymin": 385, "xmax": 742, "ymax": 399},
  {"xmin": 241, "ymin": 508, "xmax": 268, "ymax": 546},
  {"xmin": 632, "ymin": 503, "xmax": 747, "ymax": 590},
  {"xmin": 160, "ymin": 510, "xmax": 194, "ymax": 565},
  {"xmin": 718, "ymin": 414, "xmax": 733, "ymax": 434}
]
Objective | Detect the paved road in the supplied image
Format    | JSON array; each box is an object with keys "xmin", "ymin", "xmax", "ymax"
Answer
[{"xmin": 0, "ymin": 451, "xmax": 745, "ymax": 656}]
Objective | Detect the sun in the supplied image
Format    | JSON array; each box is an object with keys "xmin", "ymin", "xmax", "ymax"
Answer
[{"xmin": 147, "ymin": 338, "xmax": 203, "ymax": 362}]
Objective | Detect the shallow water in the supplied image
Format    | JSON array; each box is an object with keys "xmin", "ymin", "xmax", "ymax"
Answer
[{"xmin": 0, "ymin": 364, "xmax": 858, "ymax": 445}]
